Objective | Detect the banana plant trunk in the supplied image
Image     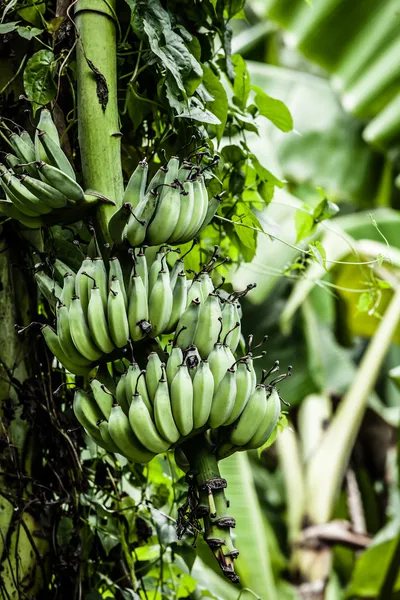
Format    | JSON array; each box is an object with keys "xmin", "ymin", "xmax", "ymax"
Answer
[{"xmin": 0, "ymin": 225, "xmax": 49, "ymax": 597}]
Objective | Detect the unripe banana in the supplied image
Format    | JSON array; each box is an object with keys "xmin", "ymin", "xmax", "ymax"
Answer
[
  {"xmin": 229, "ymin": 303, "xmax": 241, "ymax": 352},
  {"xmin": 165, "ymin": 270, "xmax": 187, "ymax": 333},
  {"xmin": 128, "ymin": 273, "xmax": 151, "ymax": 341},
  {"xmin": 247, "ymin": 355, "xmax": 257, "ymax": 390},
  {"xmin": 186, "ymin": 278, "xmax": 204, "ymax": 306},
  {"xmin": 193, "ymin": 360, "xmax": 214, "ymax": 429},
  {"xmin": 125, "ymin": 363, "xmax": 152, "ymax": 415},
  {"xmin": 168, "ymin": 179, "xmax": 194, "ymax": 243},
  {"xmin": 109, "ymin": 257, "xmax": 127, "ymax": 309},
  {"xmin": 54, "ymin": 259, "xmax": 76, "ymax": 283},
  {"xmin": 169, "ymin": 258, "xmax": 184, "ymax": 291},
  {"xmin": 1, "ymin": 170, "xmax": 50, "ymax": 215},
  {"xmin": 9, "ymin": 132, "xmax": 38, "ymax": 178},
  {"xmin": 125, "ymin": 190, "xmax": 158, "ymax": 247},
  {"xmin": 198, "ymin": 270, "xmax": 214, "ymax": 298},
  {"xmin": 69, "ymin": 296, "xmax": 102, "ymax": 361},
  {"xmin": 146, "ymin": 182, "xmax": 181, "ymax": 245},
  {"xmin": 162, "ymin": 156, "xmax": 180, "ymax": 185},
  {"xmin": 98, "ymin": 419, "xmax": 121, "ymax": 453},
  {"xmin": 174, "ymin": 299, "xmax": 201, "ymax": 350},
  {"xmin": 38, "ymin": 161, "xmax": 84, "ymax": 202},
  {"xmin": 193, "ymin": 293, "xmax": 222, "ymax": 358},
  {"xmin": 4, "ymin": 153, "xmax": 24, "ymax": 173},
  {"xmin": 224, "ymin": 360, "xmax": 252, "ymax": 426},
  {"xmin": 148, "ymin": 268, "xmax": 173, "ymax": 338},
  {"xmin": 107, "ymin": 276, "xmax": 129, "ymax": 348},
  {"xmin": 75, "ymin": 258, "xmax": 94, "ymax": 316},
  {"xmin": 108, "ymin": 202, "xmax": 132, "ymax": 245},
  {"xmin": 56, "ymin": 303, "xmax": 92, "ymax": 366},
  {"xmin": 179, "ymin": 176, "xmax": 205, "ymax": 242},
  {"xmin": 185, "ymin": 345, "xmax": 201, "ymax": 381},
  {"xmin": 208, "ymin": 343, "xmax": 232, "ymax": 389},
  {"xmin": 35, "ymin": 271, "xmax": 62, "ymax": 308},
  {"xmin": 129, "ymin": 391, "xmax": 170, "ymax": 453},
  {"xmin": 116, "ymin": 373, "xmax": 130, "ymax": 415},
  {"xmin": 229, "ymin": 385, "xmax": 267, "ymax": 446},
  {"xmin": 208, "ymin": 367, "xmax": 237, "ymax": 428},
  {"xmin": 0, "ymin": 199, "xmax": 44, "ymax": 226},
  {"xmin": 92, "ymin": 257, "xmax": 108, "ymax": 310},
  {"xmin": 88, "ymin": 286, "xmax": 115, "ymax": 354},
  {"xmin": 245, "ymin": 387, "xmax": 281, "ymax": 450},
  {"xmin": 148, "ymin": 247, "xmax": 169, "ymax": 294},
  {"xmin": 22, "ymin": 173, "xmax": 70, "ymax": 208},
  {"xmin": 166, "ymin": 346, "xmax": 183, "ymax": 386},
  {"xmin": 171, "ymin": 365, "xmax": 193, "ymax": 437},
  {"xmin": 73, "ymin": 388, "xmax": 103, "ymax": 436},
  {"xmin": 135, "ymin": 247, "xmax": 148, "ymax": 295},
  {"xmin": 222, "ymin": 343, "xmax": 236, "ymax": 370},
  {"xmin": 90, "ymin": 379, "xmax": 113, "ymax": 419},
  {"xmin": 35, "ymin": 109, "xmax": 59, "ymax": 164},
  {"xmin": 108, "ymin": 405, "xmax": 156, "ymax": 463},
  {"xmin": 37, "ymin": 129, "xmax": 76, "ymax": 180},
  {"xmin": 221, "ymin": 302, "xmax": 235, "ymax": 347},
  {"xmin": 41, "ymin": 325, "xmax": 92, "ymax": 375},
  {"xmin": 153, "ymin": 366, "xmax": 180, "ymax": 444},
  {"xmin": 123, "ymin": 159, "xmax": 148, "ymax": 208},
  {"xmin": 195, "ymin": 193, "xmax": 223, "ymax": 236},
  {"xmin": 145, "ymin": 353, "xmax": 163, "ymax": 402}
]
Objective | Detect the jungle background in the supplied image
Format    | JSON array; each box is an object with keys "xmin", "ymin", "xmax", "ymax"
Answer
[{"xmin": 1, "ymin": 0, "xmax": 400, "ymax": 598}]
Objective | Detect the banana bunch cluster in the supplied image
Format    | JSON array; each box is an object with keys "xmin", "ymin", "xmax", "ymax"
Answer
[
  {"xmin": 73, "ymin": 340, "xmax": 289, "ymax": 461},
  {"xmin": 38, "ymin": 246, "xmax": 244, "ymax": 375},
  {"xmin": 0, "ymin": 110, "xmax": 104, "ymax": 227},
  {"xmin": 109, "ymin": 155, "xmax": 221, "ymax": 248}
]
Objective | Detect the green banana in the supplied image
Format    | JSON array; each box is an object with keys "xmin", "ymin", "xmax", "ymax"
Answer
[
  {"xmin": 195, "ymin": 193, "xmax": 223, "ymax": 236},
  {"xmin": 123, "ymin": 159, "xmax": 148, "ymax": 208},
  {"xmin": 88, "ymin": 285, "xmax": 115, "ymax": 354},
  {"xmin": 171, "ymin": 364, "xmax": 193, "ymax": 437},
  {"xmin": 224, "ymin": 360, "xmax": 252, "ymax": 426},
  {"xmin": 166, "ymin": 345, "xmax": 183, "ymax": 386},
  {"xmin": 22, "ymin": 173, "xmax": 70, "ymax": 208},
  {"xmin": 37, "ymin": 129, "xmax": 76, "ymax": 180},
  {"xmin": 75, "ymin": 257, "xmax": 94, "ymax": 316},
  {"xmin": 98, "ymin": 420, "xmax": 122, "ymax": 453},
  {"xmin": 116, "ymin": 373, "xmax": 130, "ymax": 415},
  {"xmin": 125, "ymin": 363, "xmax": 152, "ymax": 415},
  {"xmin": 229, "ymin": 303, "xmax": 241, "ymax": 352},
  {"xmin": 125, "ymin": 189, "xmax": 158, "ymax": 247},
  {"xmin": 221, "ymin": 302, "xmax": 236, "ymax": 348},
  {"xmin": 41, "ymin": 325, "xmax": 92, "ymax": 375},
  {"xmin": 208, "ymin": 339, "xmax": 232, "ymax": 390},
  {"xmin": 90, "ymin": 379, "xmax": 113, "ymax": 419},
  {"xmin": 108, "ymin": 276, "xmax": 129, "ymax": 348},
  {"xmin": 174, "ymin": 299, "xmax": 201, "ymax": 350},
  {"xmin": 128, "ymin": 271, "xmax": 151, "ymax": 341},
  {"xmin": 153, "ymin": 365, "xmax": 180, "ymax": 444},
  {"xmin": 145, "ymin": 352, "xmax": 163, "ymax": 402},
  {"xmin": 1, "ymin": 169, "xmax": 50, "ymax": 215},
  {"xmin": 169, "ymin": 257, "xmax": 184, "ymax": 291},
  {"xmin": 179, "ymin": 176, "xmax": 206, "ymax": 242},
  {"xmin": 145, "ymin": 182, "xmax": 181, "ymax": 245},
  {"xmin": 35, "ymin": 109, "xmax": 59, "ymax": 164},
  {"xmin": 9, "ymin": 132, "xmax": 38, "ymax": 178},
  {"xmin": 135, "ymin": 247, "xmax": 149, "ymax": 296},
  {"xmin": 108, "ymin": 202, "xmax": 132, "ymax": 245},
  {"xmin": 0, "ymin": 199, "xmax": 44, "ymax": 227},
  {"xmin": 165, "ymin": 270, "xmax": 187, "ymax": 333},
  {"xmin": 109, "ymin": 256, "xmax": 127, "ymax": 308},
  {"xmin": 92, "ymin": 257, "xmax": 108, "ymax": 310},
  {"xmin": 38, "ymin": 161, "xmax": 84, "ymax": 203},
  {"xmin": 73, "ymin": 388, "xmax": 103, "ymax": 436},
  {"xmin": 148, "ymin": 268, "xmax": 173, "ymax": 338},
  {"xmin": 69, "ymin": 296, "xmax": 102, "ymax": 361},
  {"xmin": 56, "ymin": 303, "xmax": 92, "ymax": 366},
  {"xmin": 193, "ymin": 293, "xmax": 222, "ymax": 358},
  {"xmin": 168, "ymin": 179, "xmax": 194, "ymax": 243},
  {"xmin": 198, "ymin": 270, "xmax": 214, "ymax": 298},
  {"xmin": 4, "ymin": 153, "xmax": 24, "ymax": 173},
  {"xmin": 193, "ymin": 360, "xmax": 214, "ymax": 429},
  {"xmin": 35, "ymin": 271, "xmax": 62, "ymax": 308},
  {"xmin": 245, "ymin": 387, "xmax": 281, "ymax": 450},
  {"xmin": 229, "ymin": 385, "xmax": 267, "ymax": 447},
  {"xmin": 146, "ymin": 164, "xmax": 168, "ymax": 194},
  {"xmin": 208, "ymin": 367, "xmax": 237, "ymax": 428},
  {"xmin": 54, "ymin": 259, "xmax": 76, "ymax": 283},
  {"xmin": 148, "ymin": 248, "xmax": 166, "ymax": 294},
  {"xmin": 186, "ymin": 278, "xmax": 204, "ymax": 306},
  {"xmin": 108, "ymin": 405, "xmax": 156, "ymax": 463},
  {"xmin": 129, "ymin": 391, "xmax": 170, "ymax": 453}
]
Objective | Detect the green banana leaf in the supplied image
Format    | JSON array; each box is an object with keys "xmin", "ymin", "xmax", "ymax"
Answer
[{"xmin": 219, "ymin": 452, "xmax": 278, "ymax": 599}]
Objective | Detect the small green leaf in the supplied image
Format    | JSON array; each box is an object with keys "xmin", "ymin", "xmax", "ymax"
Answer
[
  {"xmin": 176, "ymin": 104, "xmax": 221, "ymax": 124},
  {"xmin": 295, "ymin": 209, "xmax": 315, "ymax": 243},
  {"xmin": 17, "ymin": 25, "xmax": 43, "ymax": 40},
  {"xmin": 356, "ymin": 291, "xmax": 374, "ymax": 315},
  {"xmin": 232, "ymin": 54, "xmax": 250, "ymax": 110},
  {"xmin": 309, "ymin": 241, "xmax": 327, "ymax": 270},
  {"xmin": 252, "ymin": 84, "xmax": 293, "ymax": 132},
  {"xmin": 23, "ymin": 50, "xmax": 57, "ymax": 114},
  {"xmin": 17, "ymin": 1, "xmax": 45, "ymax": 27},
  {"xmin": 0, "ymin": 22, "xmax": 19, "ymax": 34},
  {"xmin": 313, "ymin": 198, "xmax": 339, "ymax": 223},
  {"xmin": 378, "ymin": 279, "xmax": 391, "ymax": 289}
]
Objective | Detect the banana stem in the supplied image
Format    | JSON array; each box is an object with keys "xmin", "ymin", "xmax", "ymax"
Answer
[
  {"xmin": 182, "ymin": 435, "xmax": 240, "ymax": 584},
  {"xmin": 75, "ymin": 0, "xmax": 123, "ymax": 245}
]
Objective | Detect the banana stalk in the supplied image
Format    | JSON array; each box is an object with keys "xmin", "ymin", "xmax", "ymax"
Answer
[
  {"xmin": 182, "ymin": 435, "xmax": 240, "ymax": 584},
  {"xmin": 75, "ymin": 0, "xmax": 123, "ymax": 245}
]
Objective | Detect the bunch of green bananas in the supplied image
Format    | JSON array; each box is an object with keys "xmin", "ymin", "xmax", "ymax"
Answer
[
  {"xmin": 37, "ymin": 245, "xmax": 245, "ymax": 375},
  {"xmin": 73, "ymin": 339, "xmax": 289, "ymax": 461},
  {"xmin": 109, "ymin": 155, "xmax": 222, "ymax": 248},
  {"xmin": 0, "ymin": 110, "xmax": 108, "ymax": 227}
]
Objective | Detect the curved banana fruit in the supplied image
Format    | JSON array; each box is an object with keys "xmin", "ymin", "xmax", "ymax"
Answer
[
  {"xmin": 245, "ymin": 387, "xmax": 281, "ymax": 450},
  {"xmin": 125, "ymin": 363, "xmax": 152, "ymax": 415},
  {"xmin": 107, "ymin": 276, "xmax": 129, "ymax": 348},
  {"xmin": 92, "ymin": 257, "xmax": 108, "ymax": 310},
  {"xmin": 166, "ymin": 270, "xmax": 187, "ymax": 333},
  {"xmin": 69, "ymin": 296, "xmax": 102, "ymax": 361},
  {"xmin": 193, "ymin": 293, "xmax": 222, "ymax": 358},
  {"xmin": 35, "ymin": 271, "xmax": 62, "ymax": 308},
  {"xmin": 174, "ymin": 299, "xmax": 201, "ymax": 350},
  {"xmin": 166, "ymin": 345, "xmax": 183, "ymax": 386},
  {"xmin": 116, "ymin": 373, "xmax": 130, "ymax": 415},
  {"xmin": 108, "ymin": 202, "xmax": 132, "ymax": 246},
  {"xmin": 41, "ymin": 325, "xmax": 92, "ymax": 375},
  {"xmin": 153, "ymin": 366, "xmax": 180, "ymax": 444},
  {"xmin": 109, "ymin": 257, "xmax": 127, "ymax": 308},
  {"xmin": 186, "ymin": 278, "xmax": 204, "ymax": 306},
  {"xmin": 125, "ymin": 189, "xmax": 158, "ymax": 247},
  {"xmin": 128, "ymin": 273, "xmax": 151, "ymax": 341},
  {"xmin": 198, "ymin": 270, "xmax": 214, "ymax": 298},
  {"xmin": 146, "ymin": 182, "xmax": 181, "ymax": 245},
  {"xmin": 90, "ymin": 379, "xmax": 113, "ymax": 419},
  {"xmin": 148, "ymin": 248, "xmax": 166, "ymax": 294},
  {"xmin": 179, "ymin": 176, "xmax": 206, "ymax": 242},
  {"xmin": 135, "ymin": 247, "xmax": 148, "ymax": 295},
  {"xmin": 9, "ymin": 132, "xmax": 38, "ymax": 178},
  {"xmin": 208, "ymin": 367, "xmax": 237, "ymax": 429},
  {"xmin": 224, "ymin": 360, "xmax": 252, "ymax": 426},
  {"xmin": 193, "ymin": 360, "xmax": 214, "ymax": 429},
  {"xmin": 171, "ymin": 364, "xmax": 193, "ymax": 437},
  {"xmin": 35, "ymin": 109, "xmax": 59, "ymax": 164},
  {"xmin": 145, "ymin": 352, "xmax": 163, "ymax": 402},
  {"xmin": 37, "ymin": 129, "xmax": 76, "ymax": 181},
  {"xmin": 1, "ymin": 169, "xmax": 50, "ymax": 215},
  {"xmin": 98, "ymin": 420, "xmax": 121, "ymax": 453},
  {"xmin": 56, "ymin": 303, "xmax": 92, "ymax": 366},
  {"xmin": 88, "ymin": 286, "xmax": 115, "ymax": 354},
  {"xmin": 208, "ymin": 342, "xmax": 232, "ymax": 390},
  {"xmin": 229, "ymin": 385, "xmax": 267, "ymax": 447},
  {"xmin": 75, "ymin": 257, "xmax": 94, "ymax": 316},
  {"xmin": 148, "ymin": 268, "xmax": 173, "ymax": 338},
  {"xmin": 123, "ymin": 159, "xmax": 148, "ymax": 208},
  {"xmin": 129, "ymin": 392, "xmax": 170, "ymax": 453},
  {"xmin": 168, "ymin": 179, "xmax": 194, "ymax": 243},
  {"xmin": 38, "ymin": 161, "xmax": 84, "ymax": 203},
  {"xmin": 73, "ymin": 388, "xmax": 103, "ymax": 436},
  {"xmin": 22, "ymin": 173, "xmax": 70, "ymax": 208},
  {"xmin": 108, "ymin": 405, "xmax": 156, "ymax": 463}
]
